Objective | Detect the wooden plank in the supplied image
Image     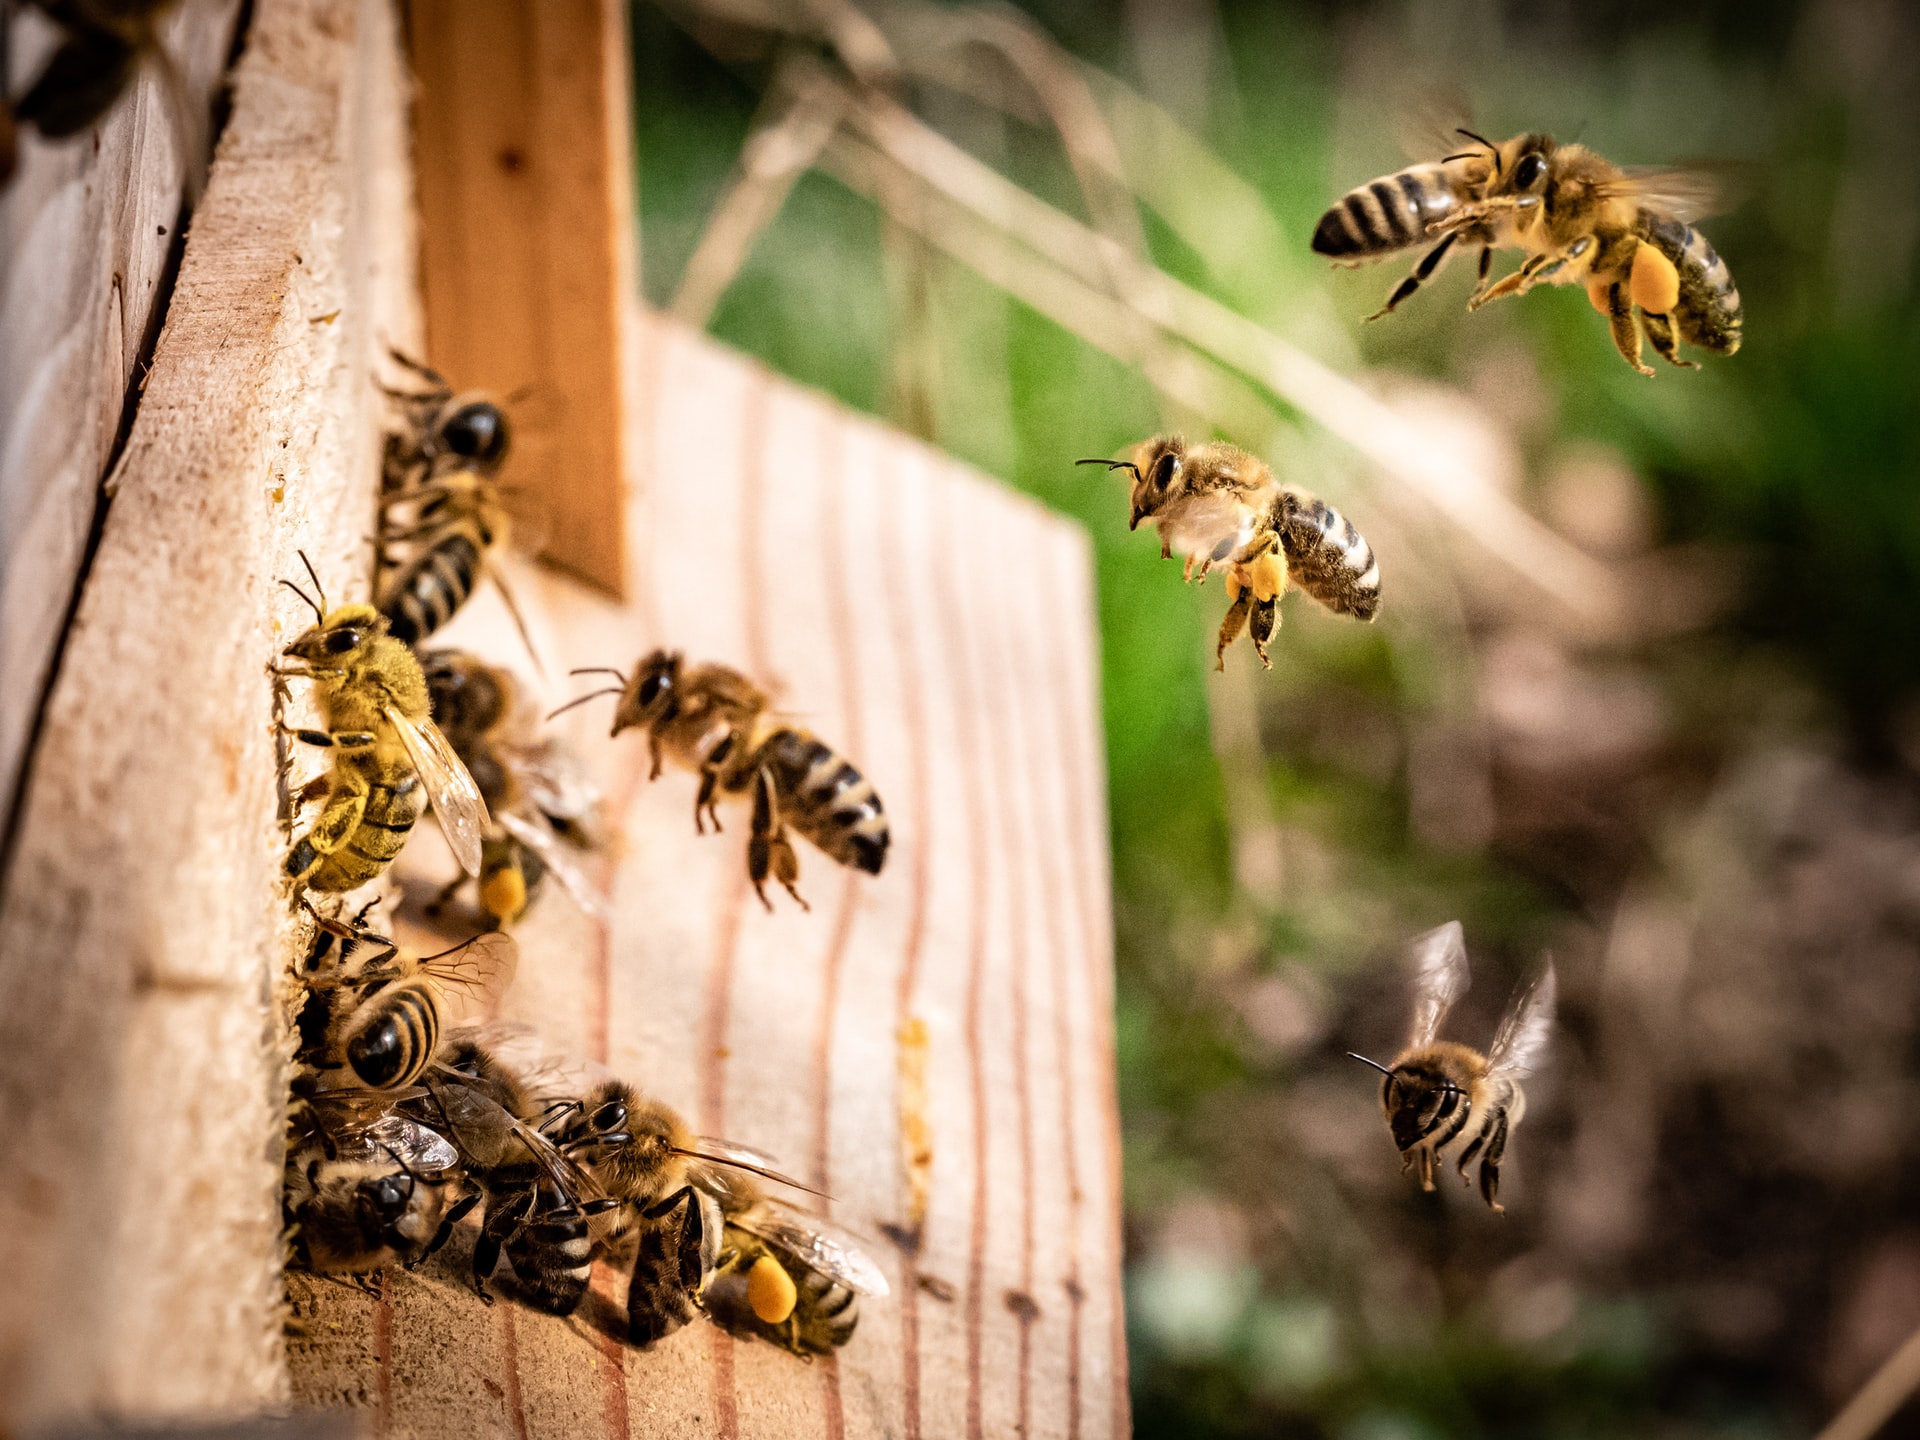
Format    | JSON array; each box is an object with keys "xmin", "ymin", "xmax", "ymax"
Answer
[
  {"xmin": 0, "ymin": 0, "xmax": 245, "ymax": 841},
  {"xmin": 285, "ymin": 312, "xmax": 1128, "ymax": 1439},
  {"xmin": 0, "ymin": 0, "xmax": 418, "ymax": 1425},
  {"xmin": 404, "ymin": 0, "xmax": 636, "ymax": 599}
]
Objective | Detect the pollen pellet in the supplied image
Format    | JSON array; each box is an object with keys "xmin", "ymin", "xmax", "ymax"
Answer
[
  {"xmin": 481, "ymin": 866, "xmax": 527, "ymax": 922},
  {"xmin": 1629, "ymin": 243, "xmax": 1681, "ymax": 314},
  {"xmin": 747, "ymin": 1255, "xmax": 798, "ymax": 1324}
]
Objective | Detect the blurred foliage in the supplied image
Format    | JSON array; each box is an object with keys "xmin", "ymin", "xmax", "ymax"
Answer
[{"xmin": 628, "ymin": 1, "xmax": 1920, "ymax": 1435}]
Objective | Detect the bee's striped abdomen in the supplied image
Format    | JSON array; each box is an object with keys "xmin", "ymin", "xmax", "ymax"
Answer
[
  {"xmin": 1312, "ymin": 164, "xmax": 1462, "ymax": 259},
  {"xmin": 343, "ymin": 977, "xmax": 440, "ymax": 1090},
  {"xmin": 381, "ymin": 530, "xmax": 483, "ymax": 644},
  {"xmin": 1276, "ymin": 492, "xmax": 1381, "ymax": 621},
  {"xmin": 507, "ymin": 1205, "xmax": 596, "ymax": 1315},
  {"xmin": 1639, "ymin": 212, "xmax": 1742, "ymax": 355},
  {"xmin": 761, "ymin": 729, "xmax": 890, "ymax": 876},
  {"xmin": 305, "ymin": 765, "xmax": 422, "ymax": 893}
]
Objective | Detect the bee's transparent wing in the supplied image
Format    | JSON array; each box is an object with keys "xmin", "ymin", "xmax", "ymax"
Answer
[
  {"xmin": 505, "ymin": 735, "xmax": 605, "ymax": 836},
  {"xmin": 420, "ymin": 1072, "xmax": 601, "ymax": 1203},
  {"xmin": 730, "ymin": 1207, "xmax": 892, "ymax": 1297},
  {"xmin": 1487, "ymin": 961, "xmax": 1557, "ymax": 1081},
  {"xmin": 417, "ymin": 930, "xmax": 520, "ymax": 1013},
  {"xmin": 1406, "ymin": 920, "xmax": 1471, "ymax": 1048},
  {"xmin": 357, "ymin": 1113, "xmax": 461, "ymax": 1173},
  {"xmin": 447, "ymin": 1019, "xmax": 611, "ymax": 1109},
  {"xmin": 499, "ymin": 809, "xmax": 611, "ymax": 922},
  {"xmin": 387, "ymin": 705, "xmax": 490, "ymax": 877},
  {"xmin": 1609, "ymin": 165, "xmax": 1739, "ymax": 224},
  {"xmin": 684, "ymin": 1136, "xmax": 828, "ymax": 1201}
]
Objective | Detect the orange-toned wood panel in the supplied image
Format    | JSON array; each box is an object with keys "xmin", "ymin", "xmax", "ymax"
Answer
[{"xmin": 405, "ymin": 0, "xmax": 634, "ymax": 597}]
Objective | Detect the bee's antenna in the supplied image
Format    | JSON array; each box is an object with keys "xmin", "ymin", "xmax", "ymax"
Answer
[
  {"xmin": 546, "ymin": 688, "xmax": 624, "ymax": 721},
  {"xmin": 1076, "ymin": 458, "xmax": 1142, "ymax": 482},
  {"xmin": 1456, "ymin": 127, "xmax": 1501, "ymax": 178},
  {"xmin": 1346, "ymin": 1051, "xmax": 1397, "ymax": 1078},
  {"xmin": 278, "ymin": 578, "xmax": 325, "ymax": 627},
  {"xmin": 298, "ymin": 549, "xmax": 330, "ymax": 615},
  {"xmin": 373, "ymin": 1139, "xmax": 419, "ymax": 1201},
  {"xmin": 568, "ymin": 667, "xmax": 629, "ymax": 682}
]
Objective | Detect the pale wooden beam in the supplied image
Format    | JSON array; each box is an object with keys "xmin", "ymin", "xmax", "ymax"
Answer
[
  {"xmin": 404, "ymin": 0, "xmax": 637, "ymax": 599},
  {"xmin": 0, "ymin": 0, "xmax": 418, "ymax": 1424},
  {"xmin": 286, "ymin": 312, "xmax": 1130, "ymax": 1440}
]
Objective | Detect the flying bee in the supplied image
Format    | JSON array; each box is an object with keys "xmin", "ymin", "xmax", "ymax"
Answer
[
  {"xmin": 1079, "ymin": 436, "xmax": 1381, "ymax": 669},
  {"xmin": 380, "ymin": 349, "xmax": 512, "ymax": 494},
  {"xmin": 284, "ymin": 1103, "xmax": 475, "ymax": 1278},
  {"xmin": 552, "ymin": 651, "xmax": 889, "ymax": 911},
  {"xmin": 294, "ymin": 909, "xmax": 517, "ymax": 1093},
  {"xmin": 12, "ymin": 2, "xmax": 191, "ymax": 152},
  {"xmin": 1318, "ymin": 130, "xmax": 1740, "ymax": 374},
  {"xmin": 420, "ymin": 649, "xmax": 609, "ymax": 929},
  {"xmin": 277, "ymin": 555, "xmax": 489, "ymax": 891},
  {"xmin": 374, "ymin": 353, "xmax": 543, "ymax": 657},
  {"xmin": 1349, "ymin": 921, "xmax": 1556, "ymax": 1213}
]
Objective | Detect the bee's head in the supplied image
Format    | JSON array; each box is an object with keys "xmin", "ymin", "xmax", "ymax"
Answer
[
  {"xmin": 1077, "ymin": 435, "xmax": 1185, "ymax": 531},
  {"xmin": 1349, "ymin": 1051, "xmax": 1464, "ymax": 1152},
  {"xmin": 284, "ymin": 602, "xmax": 387, "ymax": 668},
  {"xmin": 613, "ymin": 649, "xmax": 682, "ymax": 736},
  {"xmin": 423, "ymin": 649, "xmax": 510, "ymax": 738},
  {"xmin": 1486, "ymin": 133, "xmax": 1557, "ymax": 206},
  {"xmin": 437, "ymin": 399, "xmax": 510, "ymax": 470}
]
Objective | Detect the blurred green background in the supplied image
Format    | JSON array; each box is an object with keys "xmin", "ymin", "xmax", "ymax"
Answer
[{"xmin": 626, "ymin": 1, "xmax": 1920, "ymax": 1434}]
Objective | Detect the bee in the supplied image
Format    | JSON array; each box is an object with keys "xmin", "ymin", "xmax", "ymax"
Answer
[
  {"xmin": 284, "ymin": 1104, "xmax": 475, "ymax": 1278},
  {"xmin": 379, "ymin": 349, "xmax": 512, "ymax": 494},
  {"xmin": 1079, "ymin": 436, "xmax": 1381, "ymax": 669},
  {"xmin": 399, "ymin": 1043, "xmax": 617, "ymax": 1311},
  {"xmin": 421, "ymin": 649, "xmax": 608, "ymax": 928},
  {"xmin": 13, "ymin": 2, "xmax": 181, "ymax": 145},
  {"xmin": 277, "ymin": 556, "xmax": 489, "ymax": 891},
  {"xmin": 552, "ymin": 651, "xmax": 889, "ymax": 911},
  {"xmin": 701, "ymin": 1205, "xmax": 887, "ymax": 1356},
  {"xmin": 1318, "ymin": 130, "xmax": 1740, "ymax": 374},
  {"xmin": 294, "ymin": 910, "xmax": 517, "ymax": 1093},
  {"xmin": 1349, "ymin": 921, "xmax": 1557, "ymax": 1212}
]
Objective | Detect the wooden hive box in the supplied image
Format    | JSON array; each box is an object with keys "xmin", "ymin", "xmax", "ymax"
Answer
[{"xmin": 0, "ymin": 2, "xmax": 1128, "ymax": 1437}]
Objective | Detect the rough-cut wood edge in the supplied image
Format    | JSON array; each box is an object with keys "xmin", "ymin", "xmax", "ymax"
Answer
[
  {"xmin": 283, "ymin": 313, "xmax": 1128, "ymax": 1440},
  {"xmin": 0, "ymin": 0, "xmax": 244, "ymax": 846},
  {"xmin": 0, "ymin": 0, "xmax": 418, "ymax": 1425},
  {"xmin": 405, "ymin": 0, "xmax": 634, "ymax": 599}
]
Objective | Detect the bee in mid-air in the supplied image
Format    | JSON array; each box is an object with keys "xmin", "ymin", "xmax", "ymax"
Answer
[
  {"xmin": 422, "ymin": 649, "xmax": 608, "ymax": 928},
  {"xmin": 552, "ymin": 651, "xmax": 889, "ymax": 911},
  {"xmin": 294, "ymin": 909, "xmax": 517, "ymax": 1093},
  {"xmin": 1349, "ymin": 921, "xmax": 1556, "ymax": 1212},
  {"xmin": 375, "ymin": 353, "xmax": 539, "ymax": 653},
  {"xmin": 284, "ymin": 1103, "xmax": 474, "ymax": 1278},
  {"xmin": 1080, "ymin": 436, "xmax": 1381, "ymax": 669},
  {"xmin": 1315, "ymin": 130, "xmax": 1740, "ymax": 375},
  {"xmin": 11, "ymin": 2, "xmax": 186, "ymax": 153},
  {"xmin": 277, "ymin": 556, "xmax": 489, "ymax": 892}
]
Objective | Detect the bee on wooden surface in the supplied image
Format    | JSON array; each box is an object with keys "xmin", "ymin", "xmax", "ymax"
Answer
[
  {"xmin": 12, "ymin": 1, "xmax": 183, "ymax": 147},
  {"xmin": 1317, "ymin": 131, "xmax": 1740, "ymax": 374},
  {"xmin": 277, "ymin": 557, "xmax": 489, "ymax": 892},
  {"xmin": 421, "ymin": 649, "xmax": 608, "ymax": 928},
  {"xmin": 1079, "ymin": 436, "xmax": 1381, "ymax": 669},
  {"xmin": 702, "ymin": 1205, "xmax": 887, "ymax": 1356},
  {"xmin": 1349, "ymin": 921, "xmax": 1556, "ymax": 1212},
  {"xmin": 380, "ymin": 349, "xmax": 512, "ymax": 493},
  {"xmin": 552, "ymin": 651, "xmax": 889, "ymax": 911},
  {"xmin": 284, "ymin": 1103, "xmax": 475, "ymax": 1278},
  {"xmin": 294, "ymin": 910, "xmax": 517, "ymax": 1094}
]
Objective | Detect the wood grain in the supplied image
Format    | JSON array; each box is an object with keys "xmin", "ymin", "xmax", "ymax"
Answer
[
  {"xmin": 286, "ymin": 311, "xmax": 1128, "ymax": 1439},
  {"xmin": 0, "ymin": 0, "xmax": 245, "ymax": 841},
  {"xmin": 405, "ymin": 0, "xmax": 636, "ymax": 599},
  {"xmin": 0, "ymin": 0, "xmax": 418, "ymax": 1424}
]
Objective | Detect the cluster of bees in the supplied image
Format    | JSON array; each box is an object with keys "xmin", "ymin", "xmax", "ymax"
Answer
[{"xmin": 276, "ymin": 356, "xmax": 890, "ymax": 1353}]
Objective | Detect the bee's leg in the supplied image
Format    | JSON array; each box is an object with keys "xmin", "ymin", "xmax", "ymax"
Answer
[
  {"xmin": 291, "ymin": 774, "xmax": 332, "ymax": 808},
  {"xmin": 693, "ymin": 766, "xmax": 725, "ymax": 834},
  {"xmin": 1416, "ymin": 1146, "xmax": 1436, "ymax": 1192},
  {"xmin": 1601, "ymin": 282, "xmax": 1656, "ymax": 377},
  {"xmin": 1469, "ymin": 250, "xmax": 1562, "ymax": 311},
  {"xmin": 418, "ymin": 1184, "xmax": 483, "ymax": 1264},
  {"xmin": 1642, "ymin": 310, "xmax": 1698, "ymax": 370},
  {"xmin": 1366, "ymin": 231, "xmax": 1457, "ymax": 321},
  {"xmin": 1194, "ymin": 534, "xmax": 1236, "ymax": 585},
  {"xmin": 1159, "ymin": 534, "xmax": 1172, "ymax": 562},
  {"xmin": 287, "ymin": 784, "xmax": 369, "ymax": 878},
  {"xmin": 1249, "ymin": 596, "xmax": 1279, "ymax": 670},
  {"xmin": 472, "ymin": 1189, "xmax": 530, "ymax": 1303},
  {"xmin": 1477, "ymin": 1110, "xmax": 1511, "ymax": 1213},
  {"xmin": 385, "ymin": 346, "xmax": 453, "ymax": 392},
  {"xmin": 747, "ymin": 767, "xmax": 808, "ymax": 912},
  {"xmin": 1467, "ymin": 243, "xmax": 1494, "ymax": 305},
  {"xmin": 1215, "ymin": 575, "xmax": 1252, "ymax": 672},
  {"xmin": 647, "ymin": 732, "xmax": 665, "ymax": 781}
]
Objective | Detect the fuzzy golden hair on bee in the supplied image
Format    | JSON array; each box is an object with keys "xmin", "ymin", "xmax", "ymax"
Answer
[{"xmin": 1355, "ymin": 921, "xmax": 1557, "ymax": 1213}]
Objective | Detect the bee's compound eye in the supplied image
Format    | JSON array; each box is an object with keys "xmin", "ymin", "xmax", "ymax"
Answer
[
  {"xmin": 443, "ymin": 403, "xmax": 508, "ymax": 463},
  {"xmin": 1514, "ymin": 152, "xmax": 1546, "ymax": 189},
  {"xmin": 367, "ymin": 1175, "xmax": 411, "ymax": 1217},
  {"xmin": 1148, "ymin": 451, "xmax": 1178, "ymax": 493},
  {"xmin": 638, "ymin": 671, "xmax": 670, "ymax": 708},
  {"xmin": 592, "ymin": 1101, "xmax": 628, "ymax": 1132},
  {"xmin": 325, "ymin": 628, "xmax": 363, "ymax": 655}
]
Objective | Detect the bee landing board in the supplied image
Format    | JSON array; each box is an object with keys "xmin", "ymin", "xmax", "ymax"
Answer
[
  {"xmin": 0, "ymin": 0, "xmax": 419, "ymax": 1426},
  {"xmin": 286, "ymin": 312, "xmax": 1130, "ymax": 1440}
]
